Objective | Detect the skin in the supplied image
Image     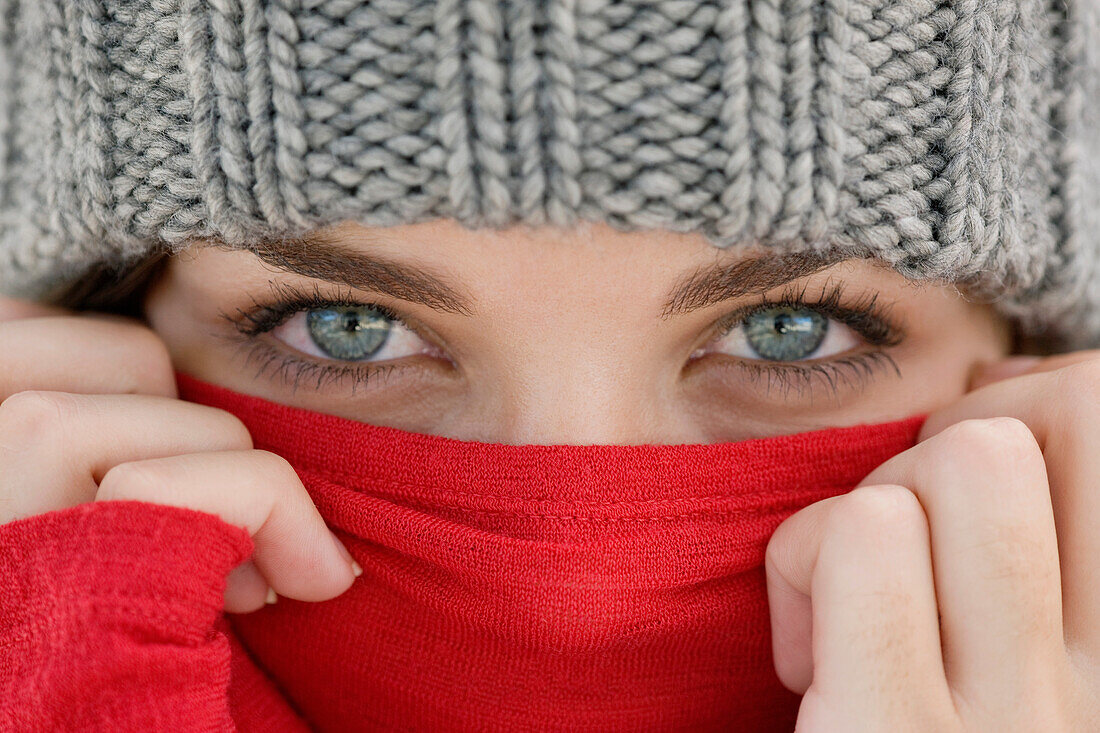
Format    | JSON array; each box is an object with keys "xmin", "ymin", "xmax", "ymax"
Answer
[
  {"xmin": 145, "ymin": 219, "xmax": 1011, "ymax": 443},
  {"xmin": 2, "ymin": 218, "xmax": 1099, "ymax": 729}
]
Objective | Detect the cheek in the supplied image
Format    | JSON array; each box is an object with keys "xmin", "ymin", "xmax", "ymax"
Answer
[
  {"xmin": 854, "ymin": 304, "xmax": 1011, "ymax": 416},
  {"xmin": 141, "ymin": 271, "xmax": 204, "ymax": 368},
  {"xmin": 141, "ymin": 261, "xmax": 258, "ymax": 382}
]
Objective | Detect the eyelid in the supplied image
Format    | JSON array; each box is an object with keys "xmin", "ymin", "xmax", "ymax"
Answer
[
  {"xmin": 232, "ymin": 339, "xmax": 407, "ymax": 395},
  {"xmin": 707, "ymin": 350, "xmax": 903, "ymax": 402},
  {"xmin": 707, "ymin": 281, "xmax": 904, "ymax": 349},
  {"xmin": 222, "ymin": 279, "xmax": 446, "ymax": 350}
]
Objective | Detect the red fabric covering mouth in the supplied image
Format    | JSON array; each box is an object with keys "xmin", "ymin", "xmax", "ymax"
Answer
[{"xmin": 177, "ymin": 373, "xmax": 925, "ymax": 732}]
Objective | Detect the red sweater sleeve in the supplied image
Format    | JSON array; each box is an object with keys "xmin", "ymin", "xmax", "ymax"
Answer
[{"xmin": 0, "ymin": 500, "xmax": 308, "ymax": 732}]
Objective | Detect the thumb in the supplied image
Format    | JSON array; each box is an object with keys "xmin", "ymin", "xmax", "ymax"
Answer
[{"xmin": 764, "ymin": 499, "xmax": 830, "ymax": 694}]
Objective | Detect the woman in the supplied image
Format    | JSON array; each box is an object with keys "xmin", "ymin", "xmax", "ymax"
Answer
[{"xmin": 1, "ymin": 1, "xmax": 1099, "ymax": 730}]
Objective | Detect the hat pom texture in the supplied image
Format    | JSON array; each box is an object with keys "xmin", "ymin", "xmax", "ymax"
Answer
[{"xmin": 0, "ymin": 0, "xmax": 1097, "ymax": 347}]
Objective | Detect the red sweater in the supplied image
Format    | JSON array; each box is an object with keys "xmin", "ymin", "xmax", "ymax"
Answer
[
  {"xmin": 0, "ymin": 500, "xmax": 309, "ymax": 731},
  {"xmin": 0, "ymin": 376, "xmax": 923, "ymax": 732}
]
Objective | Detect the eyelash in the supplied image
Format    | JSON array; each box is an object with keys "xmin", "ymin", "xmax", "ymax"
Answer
[
  {"xmin": 217, "ymin": 280, "xmax": 905, "ymax": 399},
  {"xmin": 224, "ymin": 280, "xmax": 405, "ymax": 336},
  {"xmin": 217, "ymin": 281, "xmax": 417, "ymax": 394},
  {"xmin": 703, "ymin": 281, "xmax": 904, "ymax": 400}
]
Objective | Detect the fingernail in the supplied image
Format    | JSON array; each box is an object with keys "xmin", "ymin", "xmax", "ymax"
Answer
[
  {"xmin": 350, "ymin": 560, "xmax": 363, "ymax": 578},
  {"xmin": 265, "ymin": 587, "xmax": 278, "ymax": 605},
  {"xmin": 330, "ymin": 532, "xmax": 358, "ymax": 572}
]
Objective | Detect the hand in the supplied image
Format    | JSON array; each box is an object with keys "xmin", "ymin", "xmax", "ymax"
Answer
[
  {"xmin": 0, "ymin": 297, "xmax": 359, "ymax": 613},
  {"xmin": 764, "ymin": 351, "xmax": 1100, "ymax": 731}
]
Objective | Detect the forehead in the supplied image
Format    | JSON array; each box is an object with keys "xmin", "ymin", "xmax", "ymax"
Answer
[
  {"xmin": 184, "ymin": 219, "xmax": 890, "ymax": 304},
  {"xmin": 169, "ymin": 221, "xmax": 947, "ymax": 336}
]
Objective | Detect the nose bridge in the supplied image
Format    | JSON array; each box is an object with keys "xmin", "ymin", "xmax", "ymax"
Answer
[
  {"xmin": 474, "ymin": 256, "xmax": 676, "ymax": 445},
  {"xmin": 492, "ymin": 329, "xmax": 663, "ymax": 445},
  {"xmin": 502, "ymin": 369, "xmax": 644, "ymax": 445}
]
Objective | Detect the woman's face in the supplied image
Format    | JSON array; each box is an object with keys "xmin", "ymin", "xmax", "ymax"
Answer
[{"xmin": 143, "ymin": 219, "xmax": 1011, "ymax": 445}]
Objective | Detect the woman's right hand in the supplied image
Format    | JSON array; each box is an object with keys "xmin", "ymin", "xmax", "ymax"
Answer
[{"xmin": 0, "ymin": 297, "xmax": 359, "ymax": 613}]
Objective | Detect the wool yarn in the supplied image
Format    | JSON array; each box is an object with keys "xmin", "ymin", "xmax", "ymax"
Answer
[{"xmin": 0, "ymin": 0, "xmax": 1098, "ymax": 347}]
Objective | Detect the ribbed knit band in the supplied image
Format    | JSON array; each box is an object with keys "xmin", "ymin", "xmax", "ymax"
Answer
[{"xmin": 1, "ymin": 1, "xmax": 1098, "ymax": 347}]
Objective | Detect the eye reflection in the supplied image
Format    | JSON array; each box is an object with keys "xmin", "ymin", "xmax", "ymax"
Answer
[
  {"xmin": 270, "ymin": 306, "xmax": 438, "ymax": 363},
  {"xmin": 698, "ymin": 306, "xmax": 862, "ymax": 362},
  {"xmin": 744, "ymin": 307, "xmax": 827, "ymax": 360},
  {"xmin": 307, "ymin": 307, "xmax": 392, "ymax": 360}
]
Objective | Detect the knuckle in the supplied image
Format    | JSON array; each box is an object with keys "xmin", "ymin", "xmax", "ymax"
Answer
[
  {"xmin": 97, "ymin": 461, "xmax": 164, "ymax": 502},
  {"xmin": 193, "ymin": 405, "xmax": 255, "ymax": 451},
  {"xmin": 0, "ymin": 390, "xmax": 79, "ymax": 445},
  {"xmin": 116, "ymin": 324, "xmax": 175, "ymax": 389},
  {"xmin": 832, "ymin": 484, "xmax": 925, "ymax": 543},
  {"xmin": 249, "ymin": 449, "xmax": 302, "ymax": 491},
  {"xmin": 936, "ymin": 416, "xmax": 1039, "ymax": 469},
  {"xmin": 209, "ymin": 409, "xmax": 253, "ymax": 450},
  {"xmin": 136, "ymin": 330, "xmax": 174, "ymax": 374}
]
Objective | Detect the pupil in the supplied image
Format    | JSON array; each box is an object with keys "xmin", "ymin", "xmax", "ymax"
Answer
[
  {"xmin": 307, "ymin": 307, "xmax": 392, "ymax": 361},
  {"xmin": 743, "ymin": 306, "xmax": 828, "ymax": 361}
]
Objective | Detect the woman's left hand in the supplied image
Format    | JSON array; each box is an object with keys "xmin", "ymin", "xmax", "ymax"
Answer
[{"xmin": 765, "ymin": 351, "xmax": 1100, "ymax": 732}]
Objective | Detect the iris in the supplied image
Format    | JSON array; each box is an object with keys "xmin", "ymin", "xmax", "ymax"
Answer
[
  {"xmin": 743, "ymin": 306, "xmax": 828, "ymax": 361},
  {"xmin": 306, "ymin": 307, "xmax": 392, "ymax": 361}
]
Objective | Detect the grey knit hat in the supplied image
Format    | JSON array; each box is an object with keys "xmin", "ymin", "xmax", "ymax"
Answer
[{"xmin": 2, "ymin": 0, "xmax": 1099, "ymax": 348}]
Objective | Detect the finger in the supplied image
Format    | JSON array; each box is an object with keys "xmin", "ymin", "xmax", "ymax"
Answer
[
  {"xmin": 922, "ymin": 358, "xmax": 1100, "ymax": 658},
  {"xmin": 0, "ymin": 317, "xmax": 177, "ymax": 399},
  {"xmin": 767, "ymin": 485, "xmax": 951, "ymax": 730},
  {"xmin": 0, "ymin": 296, "xmax": 69, "ymax": 320},
  {"xmin": 969, "ymin": 356, "xmax": 1043, "ymax": 390},
  {"xmin": 95, "ymin": 449, "xmax": 358, "ymax": 603},
  {"xmin": 0, "ymin": 391, "xmax": 252, "ymax": 521},
  {"xmin": 969, "ymin": 350, "xmax": 1100, "ymax": 391},
  {"xmin": 860, "ymin": 418, "xmax": 1065, "ymax": 706},
  {"xmin": 224, "ymin": 559, "xmax": 272, "ymax": 614}
]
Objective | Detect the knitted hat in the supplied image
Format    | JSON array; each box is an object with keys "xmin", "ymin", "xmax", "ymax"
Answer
[{"xmin": 2, "ymin": 1, "xmax": 1098, "ymax": 348}]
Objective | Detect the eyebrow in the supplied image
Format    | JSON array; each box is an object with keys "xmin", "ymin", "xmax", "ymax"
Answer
[
  {"xmin": 223, "ymin": 231, "xmax": 474, "ymax": 315},
  {"xmin": 661, "ymin": 251, "xmax": 839, "ymax": 317},
  {"xmin": 215, "ymin": 230, "xmax": 838, "ymax": 319}
]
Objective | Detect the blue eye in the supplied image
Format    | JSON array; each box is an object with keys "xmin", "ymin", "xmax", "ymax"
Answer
[
  {"xmin": 743, "ymin": 307, "xmax": 827, "ymax": 361},
  {"xmin": 697, "ymin": 305, "xmax": 861, "ymax": 363},
  {"xmin": 306, "ymin": 307, "xmax": 391, "ymax": 361},
  {"xmin": 270, "ymin": 305, "xmax": 440, "ymax": 364}
]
